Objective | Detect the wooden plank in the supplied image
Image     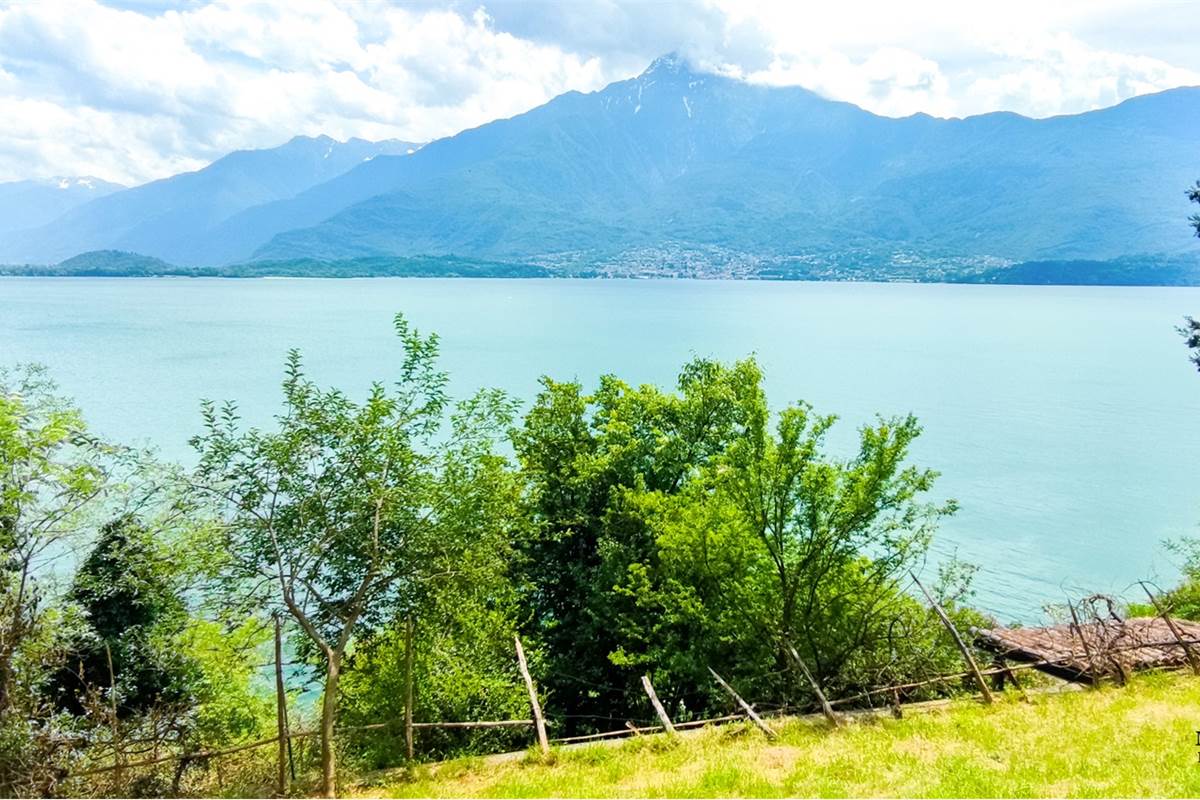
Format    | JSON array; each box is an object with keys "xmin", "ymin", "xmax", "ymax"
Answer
[
  {"xmin": 707, "ymin": 667, "xmax": 776, "ymax": 739},
  {"xmin": 549, "ymin": 714, "xmax": 744, "ymax": 745},
  {"xmin": 515, "ymin": 636, "xmax": 550, "ymax": 755},
  {"xmin": 911, "ymin": 573, "xmax": 994, "ymax": 704},
  {"xmin": 785, "ymin": 645, "xmax": 839, "ymax": 726},
  {"xmin": 411, "ymin": 720, "xmax": 536, "ymax": 729},
  {"xmin": 1141, "ymin": 582, "xmax": 1200, "ymax": 675},
  {"xmin": 641, "ymin": 675, "xmax": 676, "ymax": 735}
]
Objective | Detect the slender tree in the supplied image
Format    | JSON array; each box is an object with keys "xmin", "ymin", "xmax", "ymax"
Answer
[{"xmin": 191, "ymin": 313, "xmax": 513, "ymax": 796}]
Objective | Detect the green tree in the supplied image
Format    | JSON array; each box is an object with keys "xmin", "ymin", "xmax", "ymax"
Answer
[
  {"xmin": 51, "ymin": 515, "xmax": 198, "ymax": 718},
  {"xmin": 342, "ymin": 413, "xmax": 528, "ymax": 765},
  {"xmin": 615, "ymin": 396, "xmax": 958, "ymax": 709},
  {"xmin": 191, "ymin": 314, "xmax": 515, "ymax": 796},
  {"xmin": 511, "ymin": 358, "xmax": 762, "ymax": 731}
]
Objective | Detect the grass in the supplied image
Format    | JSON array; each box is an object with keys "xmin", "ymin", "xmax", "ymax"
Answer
[{"xmin": 358, "ymin": 672, "xmax": 1200, "ymax": 798}]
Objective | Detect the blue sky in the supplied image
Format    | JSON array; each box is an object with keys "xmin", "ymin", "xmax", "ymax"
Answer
[{"xmin": 0, "ymin": 0, "xmax": 1197, "ymax": 185}]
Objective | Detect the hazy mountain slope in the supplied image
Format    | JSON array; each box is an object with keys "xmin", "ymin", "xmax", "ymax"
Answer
[
  {"xmin": 253, "ymin": 57, "xmax": 1200, "ymax": 268},
  {"xmin": 0, "ymin": 177, "xmax": 123, "ymax": 237},
  {"xmin": 1, "ymin": 136, "xmax": 419, "ymax": 264}
]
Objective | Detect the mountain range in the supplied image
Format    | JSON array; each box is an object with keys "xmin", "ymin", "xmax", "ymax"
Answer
[
  {"xmin": 1, "ymin": 136, "xmax": 419, "ymax": 265},
  {"xmin": 2, "ymin": 54, "xmax": 1198, "ymax": 280},
  {"xmin": 0, "ymin": 176, "xmax": 124, "ymax": 237}
]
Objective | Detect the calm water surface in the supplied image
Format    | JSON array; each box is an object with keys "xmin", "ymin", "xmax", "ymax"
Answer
[{"xmin": 3, "ymin": 277, "xmax": 1199, "ymax": 621}]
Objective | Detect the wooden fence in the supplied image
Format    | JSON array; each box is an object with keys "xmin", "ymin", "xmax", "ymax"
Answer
[{"xmin": 64, "ymin": 581, "xmax": 1198, "ymax": 794}]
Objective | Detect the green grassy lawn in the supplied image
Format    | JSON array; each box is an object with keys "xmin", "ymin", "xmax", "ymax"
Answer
[{"xmin": 359, "ymin": 672, "xmax": 1200, "ymax": 798}]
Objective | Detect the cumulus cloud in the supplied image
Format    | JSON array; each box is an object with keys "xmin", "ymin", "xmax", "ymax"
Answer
[
  {"xmin": 0, "ymin": 0, "xmax": 1195, "ymax": 184},
  {"xmin": 0, "ymin": 0, "xmax": 612, "ymax": 183}
]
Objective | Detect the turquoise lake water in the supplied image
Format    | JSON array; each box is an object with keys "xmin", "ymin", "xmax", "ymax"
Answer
[{"xmin": 3, "ymin": 277, "xmax": 1199, "ymax": 621}]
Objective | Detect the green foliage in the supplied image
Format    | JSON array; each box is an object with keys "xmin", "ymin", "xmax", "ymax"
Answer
[
  {"xmin": 611, "ymin": 397, "xmax": 960, "ymax": 709},
  {"xmin": 1189, "ymin": 179, "xmax": 1200, "ymax": 239},
  {"xmin": 511, "ymin": 359, "xmax": 763, "ymax": 731},
  {"xmin": 513, "ymin": 356, "xmax": 973, "ymax": 733},
  {"xmin": 51, "ymin": 515, "xmax": 198, "ymax": 718},
  {"xmin": 341, "ymin": 420, "xmax": 530, "ymax": 765},
  {"xmin": 190, "ymin": 312, "xmax": 519, "ymax": 792},
  {"xmin": 179, "ymin": 617, "xmax": 272, "ymax": 748},
  {"xmin": 340, "ymin": 602, "xmax": 530, "ymax": 767},
  {"xmin": 0, "ymin": 332, "xmax": 1001, "ymax": 791},
  {"xmin": 0, "ymin": 365, "xmax": 112, "ymax": 793},
  {"xmin": 1181, "ymin": 316, "xmax": 1200, "ymax": 373},
  {"xmin": 1127, "ymin": 538, "xmax": 1200, "ymax": 622}
]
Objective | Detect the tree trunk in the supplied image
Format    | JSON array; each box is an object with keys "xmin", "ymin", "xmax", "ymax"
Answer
[{"xmin": 320, "ymin": 652, "xmax": 341, "ymax": 798}]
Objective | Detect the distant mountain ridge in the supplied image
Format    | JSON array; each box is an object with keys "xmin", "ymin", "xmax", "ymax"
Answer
[
  {"xmin": 248, "ymin": 56, "xmax": 1200, "ymax": 272},
  {"xmin": 0, "ymin": 176, "xmax": 124, "ymax": 237},
  {"xmin": 1, "ymin": 136, "xmax": 420, "ymax": 265},
  {"xmin": 2, "ymin": 55, "xmax": 1198, "ymax": 278}
]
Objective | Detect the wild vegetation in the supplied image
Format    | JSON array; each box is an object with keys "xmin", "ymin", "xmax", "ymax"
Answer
[{"xmin": 0, "ymin": 313, "xmax": 997, "ymax": 797}]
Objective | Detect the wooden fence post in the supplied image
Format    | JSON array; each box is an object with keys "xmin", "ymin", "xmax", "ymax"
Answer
[
  {"xmin": 404, "ymin": 616, "xmax": 415, "ymax": 761},
  {"xmin": 274, "ymin": 615, "xmax": 289, "ymax": 797},
  {"xmin": 707, "ymin": 667, "xmax": 776, "ymax": 739},
  {"xmin": 641, "ymin": 675, "xmax": 676, "ymax": 735},
  {"xmin": 105, "ymin": 643, "xmax": 123, "ymax": 792},
  {"xmin": 784, "ymin": 645, "xmax": 839, "ymax": 726},
  {"xmin": 1140, "ymin": 581, "xmax": 1200, "ymax": 675},
  {"xmin": 514, "ymin": 636, "xmax": 550, "ymax": 755},
  {"xmin": 911, "ymin": 572, "xmax": 994, "ymax": 704}
]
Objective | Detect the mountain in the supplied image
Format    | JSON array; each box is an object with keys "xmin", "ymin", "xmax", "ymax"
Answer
[
  {"xmin": 0, "ymin": 136, "xmax": 420, "ymax": 265},
  {"xmin": 241, "ymin": 54, "xmax": 1200, "ymax": 272},
  {"xmin": 5, "ymin": 55, "xmax": 1199, "ymax": 275},
  {"xmin": 0, "ymin": 177, "xmax": 123, "ymax": 237}
]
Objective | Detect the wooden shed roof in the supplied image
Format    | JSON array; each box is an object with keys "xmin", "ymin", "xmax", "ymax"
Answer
[{"xmin": 975, "ymin": 616, "xmax": 1200, "ymax": 683}]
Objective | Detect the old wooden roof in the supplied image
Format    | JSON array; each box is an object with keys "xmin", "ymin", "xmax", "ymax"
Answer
[{"xmin": 975, "ymin": 616, "xmax": 1200, "ymax": 683}]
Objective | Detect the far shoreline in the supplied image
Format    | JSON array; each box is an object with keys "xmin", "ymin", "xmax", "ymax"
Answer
[{"xmin": 5, "ymin": 273, "xmax": 1200, "ymax": 289}]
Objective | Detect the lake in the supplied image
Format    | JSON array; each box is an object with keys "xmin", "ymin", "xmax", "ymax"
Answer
[{"xmin": 2, "ymin": 277, "xmax": 1199, "ymax": 621}]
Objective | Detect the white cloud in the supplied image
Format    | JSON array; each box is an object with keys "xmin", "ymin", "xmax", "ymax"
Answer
[
  {"xmin": 0, "ymin": 0, "xmax": 1195, "ymax": 185},
  {"xmin": 0, "ymin": 0, "xmax": 613, "ymax": 183}
]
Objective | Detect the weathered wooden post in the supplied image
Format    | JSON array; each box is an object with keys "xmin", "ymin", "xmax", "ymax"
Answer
[
  {"xmin": 1140, "ymin": 581, "xmax": 1200, "ymax": 675},
  {"xmin": 784, "ymin": 644, "xmax": 839, "ymax": 726},
  {"xmin": 707, "ymin": 667, "xmax": 776, "ymax": 739},
  {"xmin": 911, "ymin": 572, "xmax": 994, "ymax": 704},
  {"xmin": 514, "ymin": 636, "xmax": 550, "ymax": 755},
  {"xmin": 274, "ymin": 614, "xmax": 289, "ymax": 796},
  {"xmin": 641, "ymin": 675, "xmax": 676, "ymax": 735},
  {"xmin": 404, "ymin": 615, "xmax": 415, "ymax": 760},
  {"xmin": 106, "ymin": 643, "xmax": 124, "ymax": 792}
]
